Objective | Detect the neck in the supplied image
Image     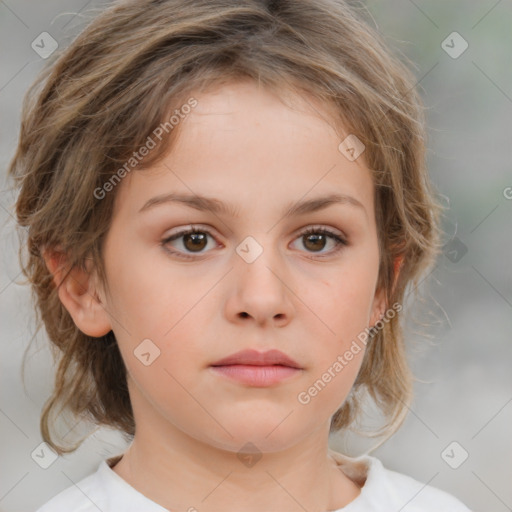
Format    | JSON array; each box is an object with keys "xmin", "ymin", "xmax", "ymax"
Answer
[{"xmin": 112, "ymin": 419, "xmax": 361, "ymax": 512}]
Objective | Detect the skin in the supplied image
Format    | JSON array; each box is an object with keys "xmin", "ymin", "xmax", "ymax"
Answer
[{"xmin": 47, "ymin": 79, "xmax": 388, "ymax": 512}]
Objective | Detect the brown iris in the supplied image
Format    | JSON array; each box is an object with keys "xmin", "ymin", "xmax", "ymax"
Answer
[
  {"xmin": 302, "ymin": 233, "xmax": 326, "ymax": 252},
  {"xmin": 183, "ymin": 232, "xmax": 208, "ymax": 252}
]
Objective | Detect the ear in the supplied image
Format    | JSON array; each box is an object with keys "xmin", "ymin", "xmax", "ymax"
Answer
[
  {"xmin": 369, "ymin": 285, "xmax": 387, "ymax": 328},
  {"xmin": 369, "ymin": 254, "xmax": 404, "ymax": 327},
  {"xmin": 43, "ymin": 249, "xmax": 112, "ymax": 338},
  {"xmin": 392, "ymin": 254, "xmax": 404, "ymax": 293}
]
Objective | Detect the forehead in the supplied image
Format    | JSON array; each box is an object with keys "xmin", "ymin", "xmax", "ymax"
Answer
[
  {"xmin": 114, "ymin": 80, "xmax": 375, "ymax": 222},
  {"xmin": 182, "ymin": 79, "xmax": 344, "ymax": 146}
]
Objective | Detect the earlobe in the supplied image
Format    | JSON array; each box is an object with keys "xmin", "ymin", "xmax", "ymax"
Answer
[{"xmin": 43, "ymin": 249, "xmax": 112, "ymax": 338}]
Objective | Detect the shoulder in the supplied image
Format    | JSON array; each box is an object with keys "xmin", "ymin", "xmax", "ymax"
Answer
[
  {"xmin": 34, "ymin": 466, "xmax": 104, "ymax": 512},
  {"xmin": 34, "ymin": 455, "xmax": 167, "ymax": 512},
  {"xmin": 372, "ymin": 458, "xmax": 471, "ymax": 511},
  {"xmin": 329, "ymin": 449, "xmax": 472, "ymax": 511}
]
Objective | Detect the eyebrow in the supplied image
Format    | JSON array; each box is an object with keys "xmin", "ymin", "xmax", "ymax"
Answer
[{"xmin": 138, "ymin": 192, "xmax": 366, "ymax": 219}]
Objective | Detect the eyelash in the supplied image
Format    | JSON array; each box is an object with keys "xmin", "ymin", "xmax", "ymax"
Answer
[{"xmin": 161, "ymin": 225, "xmax": 348, "ymax": 261}]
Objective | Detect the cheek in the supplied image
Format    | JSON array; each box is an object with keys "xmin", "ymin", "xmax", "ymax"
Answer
[
  {"xmin": 294, "ymin": 262, "xmax": 376, "ymax": 401},
  {"xmin": 306, "ymin": 265, "xmax": 378, "ymax": 345},
  {"xmin": 103, "ymin": 238, "xmax": 201, "ymax": 338},
  {"xmin": 294, "ymin": 315, "xmax": 366, "ymax": 430}
]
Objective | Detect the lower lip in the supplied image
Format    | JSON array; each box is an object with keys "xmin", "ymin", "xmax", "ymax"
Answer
[{"xmin": 210, "ymin": 364, "xmax": 301, "ymax": 386}]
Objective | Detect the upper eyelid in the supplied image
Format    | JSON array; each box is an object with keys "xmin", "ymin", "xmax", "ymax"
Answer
[
  {"xmin": 162, "ymin": 224, "xmax": 346, "ymax": 241},
  {"xmin": 162, "ymin": 225, "xmax": 347, "ymax": 250},
  {"xmin": 162, "ymin": 224, "xmax": 218, "ymax": 242}
]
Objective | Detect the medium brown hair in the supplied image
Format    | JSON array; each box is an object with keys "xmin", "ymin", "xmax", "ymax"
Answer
[{"xmin": 8, "ymin": 0, "xmax": 441, "ymax": 454}]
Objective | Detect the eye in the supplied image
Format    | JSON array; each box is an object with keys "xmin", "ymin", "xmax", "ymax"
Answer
[
  {"xmin": 161, "ymin": 225, "xmax": 348, "ymax": 260},
  {"xmin": 290, "ymin": 226, "xmax": 347, "ymax": 257},
  {"xmin": 162, "ymin": 225, "xmax": 219, "ymax": 260}
]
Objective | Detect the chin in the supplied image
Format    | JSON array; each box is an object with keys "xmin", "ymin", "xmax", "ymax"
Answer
[{"xmin": 199, "ymin": 419, "xmax": 310, "ymax": 456}]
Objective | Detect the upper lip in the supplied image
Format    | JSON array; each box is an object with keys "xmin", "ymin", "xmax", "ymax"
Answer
[{"xmin": 211, "ymin": 349, "xmax": 302, "ymax": 369}]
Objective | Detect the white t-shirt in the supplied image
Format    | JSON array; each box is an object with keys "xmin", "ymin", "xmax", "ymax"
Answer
[{"xmin": 35, "ymin": 449, "xmax": 471, "ymax": 511}]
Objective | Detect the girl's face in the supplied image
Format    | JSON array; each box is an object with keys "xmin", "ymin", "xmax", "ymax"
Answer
[{"xmin": 99, "ymin": 79, "xmax": 385, "ymax": 453}]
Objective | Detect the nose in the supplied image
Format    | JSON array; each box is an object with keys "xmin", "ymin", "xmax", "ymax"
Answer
[{"xmin": 224, "ymin": 239, "xmax": 295, "ymax": 328}]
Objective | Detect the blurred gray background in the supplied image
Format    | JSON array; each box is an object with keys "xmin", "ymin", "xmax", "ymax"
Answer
[{"xmin": 1, "ymin": 1, "xmax": 511, "ymax": 511}]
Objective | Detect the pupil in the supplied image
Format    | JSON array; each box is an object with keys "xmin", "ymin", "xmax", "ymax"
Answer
[
  {"xmin": 184, "ymin": 232, "xmax": 207, "ymax": 251},
  {"xmin": 182, "ymin": 232, "xmax": 326, "ymax": 253},
  {"xmin": 304, "ymin": 233, "xmax": 325, "ymax": 251}
]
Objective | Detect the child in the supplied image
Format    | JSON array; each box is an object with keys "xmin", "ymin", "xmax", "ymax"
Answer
[{"xmin": 9, "ymin": 0, "xmax": 471, "ymax": 510}]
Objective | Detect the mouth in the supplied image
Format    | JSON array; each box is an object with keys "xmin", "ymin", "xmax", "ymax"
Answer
[
  {"xmin": 209, "ymin": 349, "xmax": 303, "ymax": 387},
  {"xmin": 211, "ymin": 348, "xmax": 301, "ymax": 368}
]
